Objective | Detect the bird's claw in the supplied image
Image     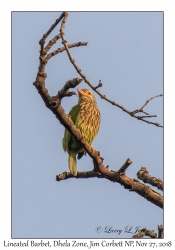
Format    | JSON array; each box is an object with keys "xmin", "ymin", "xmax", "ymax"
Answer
[
  {"xmin": 77, "ymin": 151, "xmax": 86, "ymax": 160},
  {"xmin": 79, "ymin": 128, "xmax": 84, "ymax": 137}
]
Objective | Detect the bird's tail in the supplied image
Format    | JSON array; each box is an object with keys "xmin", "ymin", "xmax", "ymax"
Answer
[{"xmin": 68, "ymin": 152, "xmax": 77, "ymax": 176}]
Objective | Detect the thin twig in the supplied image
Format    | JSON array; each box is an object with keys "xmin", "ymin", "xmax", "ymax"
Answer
[
  {"xmin": 39, "ymin": 12, "xmax": 66, "ymax": 50},
  {"xmin": 60, "ymin": 12, "xmax": 163, "ymax": 128},
  {"xmin": 140, "ymin": 94, "xmax": 163, "ymax": 111},
  {"xmin": 139, "ymin": 115, "xmax": 157, "ymax": 119},
  {"xmin": 46, "ymin": 42, "xmax": 88, "ymax": 60},
  {"xmin": 132, "ymin": 110, "xmax": 150, "ymax": 115},
  {"xmin": 94, "ymin": 80, "xmax": 103, "ymax": 90},
  {"xmin": 44, "ymin": 34, "xmax": 62, "ymax": 53},
  {"xmin": 117, "ymin": 158, "xmax": 132, "ymax": 174}
]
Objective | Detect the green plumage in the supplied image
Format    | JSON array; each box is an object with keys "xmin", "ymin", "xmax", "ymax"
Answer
[{"xmin": 62, "ymin": 88, "xmax": 100, "ymax": 176}]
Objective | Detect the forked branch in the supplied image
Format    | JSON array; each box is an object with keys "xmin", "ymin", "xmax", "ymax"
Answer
[
  {"xmin": 56, "ymin": 158, "xmax": 163, "ymax": 209},
  {"xmin": 132, "ymin": 225, "xmax": 163, "ymax": 239},
  {"xmin": 33, "ymin": 12, "xmax": 163, "ymax": 209}
]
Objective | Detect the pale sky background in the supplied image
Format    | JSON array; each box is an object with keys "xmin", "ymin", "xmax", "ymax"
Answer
[
  {"xmin": 11, "ymin": 11, "xmax": 164, "ymax": 239},
  {"xmin": 0, "ymin": 0, "xmax": 174, "ymax": 247}
]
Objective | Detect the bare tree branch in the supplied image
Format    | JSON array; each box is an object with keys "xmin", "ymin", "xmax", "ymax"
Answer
[
  {"xmin": 33, "ymin": 12, "xmax": 163, "ymax": 210},
  {"xmin": 44, "ymin": 34, "xmax": 62, "ymax": 53},
  {"xmin": 132, "ymin": 228, "xmax": 157, "ymax": 238},
  {"xmin": 158, "ymin": 225, "xmax": 163, "ymax": 238},
  {"xmin": 60, "ymin": 12, "xmax": 163, "ymax": 128},
  {"xmin": 56, "ymin": 159, "xmax": 163, "ymax": 209},
  {"xmin": 46, "ymin": 42, "xmax": 88, "ymax": 60},
  {"xmin": 56, "ymin": 170, "xmax": 101, "ymax": 181},
  {"xmin": 39, "ymin": 12, "xmax": 66, "ymax": 50},
  {"xmin": 132, "ymin": 225, "xmax": 163, "ymax": 239},
  {"xmin": 137, "ymin": 167, "xmax": 163, "ymax": 191},
  {"xmin": 117, "ymin": 158, "xmax": 132, "ymax": 174},
  {"xmin": 131, "ymin": 94, "xmax": 163, "ymax": 119}
]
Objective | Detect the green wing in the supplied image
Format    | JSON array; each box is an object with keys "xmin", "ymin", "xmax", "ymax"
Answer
[{"xmin": 62, "ymin": 104, "xmax": 80, "ymax": 152}]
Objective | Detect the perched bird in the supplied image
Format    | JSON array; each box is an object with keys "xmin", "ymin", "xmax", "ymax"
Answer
[{"xmin": 62, "ymin": 88, "xmax": 100, "ymax": 176}]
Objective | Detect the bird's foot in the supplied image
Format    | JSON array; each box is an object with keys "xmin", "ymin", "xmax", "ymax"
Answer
[
  {"xmin": 79, "ymin": 128, "xmax": 85, "ymax": 138},
  {"xmin": 77, "ymin": 151, "xmax": 86, "ymax": 160},
  {"xmin": 89, "ymin": 146, "xmax": 95, "ymax": 153}
]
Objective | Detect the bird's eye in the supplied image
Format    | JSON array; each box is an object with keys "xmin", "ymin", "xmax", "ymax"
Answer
[{"xmin": 88, "ymin": 92, "xmax": 91, "ymax": 95}]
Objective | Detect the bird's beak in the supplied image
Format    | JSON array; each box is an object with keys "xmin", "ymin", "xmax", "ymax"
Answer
[{"xmin": 77, "ymin": 88, "xmax": 86, "ymax": 96}]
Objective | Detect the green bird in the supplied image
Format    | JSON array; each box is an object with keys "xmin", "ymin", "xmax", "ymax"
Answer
[{"xmin": 62, "ymin": 88, "xmax": 101, "ymax": 176}]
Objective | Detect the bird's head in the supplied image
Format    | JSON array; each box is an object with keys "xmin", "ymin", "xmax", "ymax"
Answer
[{"xmin": 77, "ymin": 88, "xmax": 96, "ymax": 104}]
